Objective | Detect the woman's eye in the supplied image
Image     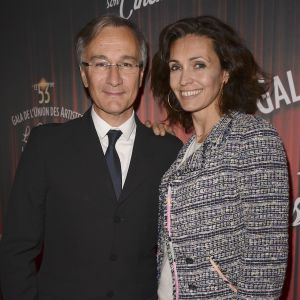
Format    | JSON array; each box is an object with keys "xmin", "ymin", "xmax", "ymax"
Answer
[
  {"xmin": 169, "ymin": 64, "xmax": 181, "ymax": 72},
  {"xmin": 194, "ymin": 62, "xmax": 206, "ymax": 69}
]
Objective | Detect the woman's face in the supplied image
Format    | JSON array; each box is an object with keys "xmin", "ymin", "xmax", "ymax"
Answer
[{"xmin": 169, "ymin": 34, "xmax": 229, "ymax": 117}]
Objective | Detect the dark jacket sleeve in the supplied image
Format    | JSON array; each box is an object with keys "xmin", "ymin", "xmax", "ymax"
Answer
[{"xmin": 0, "ymin": 126, "xmax": 47, "ymax": 300}]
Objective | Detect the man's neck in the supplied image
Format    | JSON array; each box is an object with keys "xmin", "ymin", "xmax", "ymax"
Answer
[{"xmin": 93, "ymin": 106, "xmax": 134, "ymax": 127}]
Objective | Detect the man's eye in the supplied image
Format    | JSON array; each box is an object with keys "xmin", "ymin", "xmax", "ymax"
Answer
[
  {"xmin": 94, "ymin": 62, "xmax": 108, "ymax": 68},
  {"xmin": 169, "ymin": 64, "xmax": 181, "ymax": 72},
  {"xmin": 121, "ymin": 62, "xmax": 134, "ymax": 69}
]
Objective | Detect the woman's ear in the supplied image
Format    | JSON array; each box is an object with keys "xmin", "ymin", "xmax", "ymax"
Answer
[{"xmin": 223, "ymin": 71, "xmax": 230, "ymax": 84}]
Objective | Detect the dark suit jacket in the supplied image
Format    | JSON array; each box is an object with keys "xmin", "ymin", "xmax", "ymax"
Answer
[{"xmin": 0, "ymin": 109, "xmax": 182, "ymax": 300}]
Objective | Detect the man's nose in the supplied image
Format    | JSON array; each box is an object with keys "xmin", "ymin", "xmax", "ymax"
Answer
[{"xmin": 106, "ymin": 65, "xmax": 123, "ymax": 86}]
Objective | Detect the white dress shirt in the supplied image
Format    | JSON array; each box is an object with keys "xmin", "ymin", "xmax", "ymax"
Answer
[{"xmin": 91, "ymin": 106, "xmax": 136, "ymax": 187}]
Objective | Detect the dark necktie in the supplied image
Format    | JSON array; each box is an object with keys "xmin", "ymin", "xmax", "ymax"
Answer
[{"xmin": 105, "ymin": 130, "xmax": 122, "ymax": 199}]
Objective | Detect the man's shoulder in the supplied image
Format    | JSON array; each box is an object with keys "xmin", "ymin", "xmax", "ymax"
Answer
[
  {"xmin": 31, "ymin": 115, "xmax": 85, "ymax": 137},
  {"xmin": 137, "ymin": 122, "xmax": 183, "ymax": 148},
  {"xmin": 27, "ymin": 115, "xmax": 87, "ymax": 150}
]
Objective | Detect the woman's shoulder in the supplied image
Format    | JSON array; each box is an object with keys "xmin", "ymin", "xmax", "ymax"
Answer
[{"xmin": 230, "ymin": 111, "xmax": 279, "ymax": 137}]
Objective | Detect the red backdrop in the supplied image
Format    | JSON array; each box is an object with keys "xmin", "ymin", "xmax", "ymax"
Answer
[{"xmin": 0, "ymin": 0, "xmax": 299, "ymax": 299}]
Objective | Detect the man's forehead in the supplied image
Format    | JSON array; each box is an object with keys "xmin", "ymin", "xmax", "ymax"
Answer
[
  {"xmin": 84, "ymin": 26, "xmax": 140, "ymax": 58},
  {"xmin": 93, "ymin": 26, "xmax": 138, "ymax": 46}
]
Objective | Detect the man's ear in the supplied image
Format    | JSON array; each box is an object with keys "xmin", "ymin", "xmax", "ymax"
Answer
[
  {"xmin": 139, "ymin": 69, "xmax": 145, "ymax": 88},
  {"xmin": 80, "ymin": 66, "xmax": 89, "ymax": 88}
]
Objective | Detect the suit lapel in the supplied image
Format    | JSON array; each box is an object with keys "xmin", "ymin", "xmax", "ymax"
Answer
[
  {"xmin": 76, "ymin": 111, "xmax": 179, "ymax": 204},
  {"xmin": 75, "ymin": 108, "xmax": 116, "ymax": 200},
  {"xmin": 119, "ymin": 118, "xmax": 151, "ymax": 203}
]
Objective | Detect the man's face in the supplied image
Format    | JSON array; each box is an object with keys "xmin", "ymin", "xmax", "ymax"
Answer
[{"xmin": 80, "ymin": 26, "xmax": 144, "ymax": 126}]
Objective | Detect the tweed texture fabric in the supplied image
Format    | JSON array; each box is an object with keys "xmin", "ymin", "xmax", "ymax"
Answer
[{"xmin": 157, "ymin": 111, "xmax": 289, "ymax": 300}]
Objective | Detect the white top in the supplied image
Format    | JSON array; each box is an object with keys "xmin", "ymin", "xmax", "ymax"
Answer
[
  {"xmin": 91, "ymin": 106, "xmax": 136, "ymax": 187},
  {"xmin": 158, "ymin": 137, "xmax": 202, "ymax": 300}
]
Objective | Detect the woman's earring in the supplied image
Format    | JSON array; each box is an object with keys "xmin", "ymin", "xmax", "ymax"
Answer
[
  {"xmin": 218, "ymin": 80, "xmax": 226, "ymax": 100},
  {"xmin": 220, "ymin": 83, "xmax": 224, "ymax": 99},
  {"xmin": 167, "ymin": 92, "xmax": 182, "ymax": 112}
]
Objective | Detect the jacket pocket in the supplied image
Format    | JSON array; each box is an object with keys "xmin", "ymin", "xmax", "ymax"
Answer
[{"xmin": 209, "ymin": 257, "xmax": 238, "ymax": 294}]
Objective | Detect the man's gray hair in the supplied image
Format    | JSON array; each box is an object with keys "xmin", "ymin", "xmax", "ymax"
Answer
[{"xmin": 76, "ymin": 15, "xmax": 148, "ymax": 69}]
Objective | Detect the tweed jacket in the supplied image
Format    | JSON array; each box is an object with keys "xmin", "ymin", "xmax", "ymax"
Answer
[{"xmin": 157, "ymin": 111, "xmax": 289, "ymax": 300}]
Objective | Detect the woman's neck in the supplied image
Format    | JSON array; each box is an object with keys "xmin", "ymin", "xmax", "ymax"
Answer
[{"xmin": 192, "ymin": 110, "xmax": 221, "ymax": 143}]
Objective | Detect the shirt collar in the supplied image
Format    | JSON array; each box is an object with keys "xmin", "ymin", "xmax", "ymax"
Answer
[{"xmin": 91, "ymin": 106, "xmax": 136, "ymax": 141}]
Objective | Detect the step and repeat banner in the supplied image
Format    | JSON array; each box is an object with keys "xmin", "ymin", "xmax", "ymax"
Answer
[{"xmin": 0, "ymin": 0, "xmax": 299, "ymax": 299}]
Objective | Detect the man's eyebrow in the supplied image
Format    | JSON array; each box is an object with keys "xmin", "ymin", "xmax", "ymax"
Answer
[
  {"xmin": 90, "ymin": 55, "xmax": 107, "ymax": 60},
  {"xmin": 120, "ymin": 55, "xmax": 139, "ymax": 61},
  {"xmin": 89, "ymin": 55, "xmax": 138, "ymax": 61}
]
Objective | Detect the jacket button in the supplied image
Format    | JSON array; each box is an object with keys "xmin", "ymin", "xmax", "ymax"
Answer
[
  {"xmin": 106, "ymin": 290, "xmax": 114, "ymax": 297},
  {"xmin": 114, "ymin": 216, "xmax": 121, "ymax": 223},
  {"xmin": 185, "ymin": 257, "xmax": 194, "ymax": 264},
  {"xmin": 188, "ymin": 284, "xmax": 197, "ymax": 290},
  {"xmin": 110, "ymin": 254, "xmax": 118, "ymax": 261}
]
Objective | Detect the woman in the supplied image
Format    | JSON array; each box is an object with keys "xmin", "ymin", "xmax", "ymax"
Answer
[{"xmin": 151, "ymin": 16, "xmax": 289, "ymax": 299}]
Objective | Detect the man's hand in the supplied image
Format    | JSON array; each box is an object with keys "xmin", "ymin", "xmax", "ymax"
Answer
[{"xmin": 145, "ymin": 120, "xmax": 175, "ymax": 136}]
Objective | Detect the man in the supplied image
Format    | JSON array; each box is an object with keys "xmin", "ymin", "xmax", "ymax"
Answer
[{"xmin": 0, "ymin": 15, "xmax": 182, "ymax": 300}]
